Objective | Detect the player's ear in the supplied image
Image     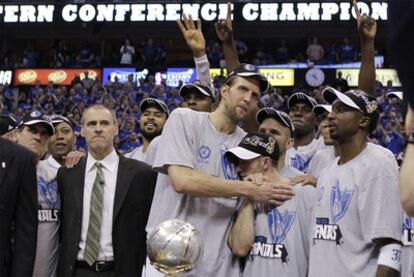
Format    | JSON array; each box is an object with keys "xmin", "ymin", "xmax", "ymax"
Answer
[
  {"xmin": 359, "ymin": 116, "xmax": 371, "ymax": 130},
  {"xmin": 286, "ymin": 137, "xmax": 294, "ymax": 150}
]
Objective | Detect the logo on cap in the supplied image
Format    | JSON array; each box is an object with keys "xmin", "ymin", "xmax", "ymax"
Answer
[
  {"xmin": 31, "ymin": 110, "xmax": 42, "ymax": 118},
  {"xmin": 244, "ymin": 64, "xmax": 257, "ymax": 71}
]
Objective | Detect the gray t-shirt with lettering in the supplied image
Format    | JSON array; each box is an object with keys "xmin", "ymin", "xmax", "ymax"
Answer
[
  {"xmin": 153, "ymin": 108, "xmax": 246, "ymax": 277},
  {"xmin": 242, "ymin": 185, "xmax": 314, "ymax": 277},
  {"xmin": 309, "ymin": 144, "xmax": 403, "ymax": 277},
  {"xmin": 33, "ymin": 156, "xmax": 61, "ymax": 277}
]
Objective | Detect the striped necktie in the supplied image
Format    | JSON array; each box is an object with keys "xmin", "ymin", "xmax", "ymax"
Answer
[{"xmin": 84, "ymin": 162, "xmax": 105, "ymax": 266}]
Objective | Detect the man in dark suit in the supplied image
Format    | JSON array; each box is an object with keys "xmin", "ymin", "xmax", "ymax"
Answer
[
  {"xmin": 57, "ymin": 104, "xmax": 156, "ymax": 277},
  {"xmin": 0, "ymin": 137, "xmax": 38, "ymax": 276}
]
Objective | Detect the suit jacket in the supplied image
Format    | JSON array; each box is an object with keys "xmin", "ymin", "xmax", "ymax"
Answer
[
  {"xmin": 57, "ymin": 154, "xmax": 157, "ymax": 277},
  {"xmin": 0, "ymin": 137, "xmax": 38, "ymax": 277}
]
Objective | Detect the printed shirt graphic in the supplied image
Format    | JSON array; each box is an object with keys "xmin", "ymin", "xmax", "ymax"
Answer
[
  {"xmin": 33, "ymin": 156, "xmax": 61, "ymax": 277},
  {"xmin": 152, "ymin": 108, "xmax": 246, "ymax": 277},
  {"xmin": 309, "ymin": 144, "xmax": 403, "ymax": 277},
  {"xmin": 285, "ymin": 137, "xmax": 326, "ymax": 173},
  {"xmin": 243, "ymin": 185, "xmax": 314, "ymax": 277}
]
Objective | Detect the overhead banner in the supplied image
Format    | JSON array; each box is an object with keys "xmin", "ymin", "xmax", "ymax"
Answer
[
  {"xmin": 0, "ymin": 70, "xmax": 12, "ymax": 85},
  {"xmin": 0, "ymin": 2, "xmax": 388, "ymax": 23},
  {"xmin": 14, "ymin": 69, "xmax": 101, "ymax": 85},
  {"xmin": 259, "ymin": 68, "xmax": 294, "ymax": 86},
  {"xmin": 337, "ymin": 68, "xmax": 401, "ymax": 87}
]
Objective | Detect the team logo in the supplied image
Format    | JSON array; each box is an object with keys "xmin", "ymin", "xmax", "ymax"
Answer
[
  {"xmin": 221, "ymin": 149, "xmax": 238, "ymax": 180},
  {"xmin": 37, "ymin": 176, "xmax": 60, "ymax": 222},
  {"xmin": 38, "ymin": 176, "xmax": 59, "ymax": 209},
  {"xmin": 31, "ymin": 110, "xmax": 42, "ymax": 118},
  {"xmin": 290, "ymin": 154, "xmax": 309, "ymax": 172},
  {"xmin": 198, "ymin": 145, "xmax": 211, "ymax": 160},
  {"xmin": 330, "ymin": 180, "xmax": 354, "ymax": 224},
  {"xmin": 244, "ymin": 64, "xmax": 257, "ymax": 71},
  {"xmin": 267, "ymin": 208, "xmax": 296, "ymax": 244},
  {"xmin": 402, "ymin": 214, "xmax": 413, "ymax": 245}
]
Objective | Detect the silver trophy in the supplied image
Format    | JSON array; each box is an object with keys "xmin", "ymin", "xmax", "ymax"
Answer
[{"xmin": 147, "ymin": 219, "xmax": 204, "ymax": 276}]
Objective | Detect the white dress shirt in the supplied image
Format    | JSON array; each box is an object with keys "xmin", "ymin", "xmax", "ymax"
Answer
[{"xmin": 77, "ymin": 149, "xmax": 119, "ymax": 261}]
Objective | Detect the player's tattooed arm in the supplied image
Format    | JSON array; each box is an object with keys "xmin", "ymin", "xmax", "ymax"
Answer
[
  {"xmin": 215, "ymin": 1, "xmax": 240, "ymax": 72},
  {"xmin": 354, "ymin": 0, "xmax": 377, "ymax": 97}
]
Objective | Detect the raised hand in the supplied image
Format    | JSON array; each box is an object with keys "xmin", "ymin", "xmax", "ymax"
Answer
[
  {"xmin": 215, "ymin": 2, "xmax": 233, "ymax": 43},
  {"xmin": 177, "ymin": 14, "xmax": 205, "ymax": 56},
  {"xmin": 353, "ymin": 0, "xmax": 377, "ymax": 41}
]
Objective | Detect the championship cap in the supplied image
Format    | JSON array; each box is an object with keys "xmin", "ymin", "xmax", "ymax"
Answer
[
  {"xmin": 323, "ymin": 87, "xmax": 379, "ymax": 132},
  {"xmin": 179, "ymin": 80, "xmax": 215, "ymax": 99},
  {"xmin": 313, "ymin": 104, "xmax": 332, "ymax": 115},
  {"xmin": 19, "ymin": 110, "xmax": 54, "ymax": 135},
  {"xmin": 256, "ymin": 107, "xmax": 294, "ymax": 137},
  {"xmin": 0, "ymin": 113, "xmax": 19, "ymax": 135},
  {"xmin": 49, "ymin": 114, "xmax": 73, "ymax": 128},
  {"xmin": 227, "ymin": 63, "xmax": 270, "ymax": 93},
  {"xmin": 386, "ymin": 91, "xmax": 403, "ymax": 100},
  {"xmin": 140, "ymin": 98, "xmax": 169, "ymax": 116},
  {"xmin": 287, "ymin": 92, "xmax": 318, "ymax": 110},
  {"xmin": 225, "ymin": 133, "xmax": 280, "ymax": 164}
]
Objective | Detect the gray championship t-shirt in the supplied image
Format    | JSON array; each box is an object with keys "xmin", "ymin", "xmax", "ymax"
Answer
[
  {"xmin": 280, "ymin": 164, "xmax": 305, "ymax": 179},
  {"xmin": 153, "ymin": 108, "xmax": 246, "ymax": 277},
  {"xmin": 33, "ymin": 156, "xmax": 61, "ymax": 277},
  {"xmin": 125, "ymin": 145, "xmax": 146, "ymax": 162},
  {"xmin": 309, "ymin": 144, "xmax": 403, "ymax": 277},
  {"xmin": 306, "ymin": 146, "xmax": 336, "ymax": 178},
  {"xmin": 242, "ymin": 185, "xmax": 314, "ymax": 277},
  {"xmin": 285, "ymin": 137, "xmax": 326, "ymax": 173}
]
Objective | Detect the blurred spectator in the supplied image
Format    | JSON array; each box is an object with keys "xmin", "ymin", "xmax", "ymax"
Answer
[
  {"xmin": 333, "ymin": 71, "xmax": 349, "ymax": 92},
  {"xmin": 141, "ymin": 38, "xmax": 159, "ymax": 67},
  {"xmin": 235, "ymin": 39, "xmax": 249, "ymax": 63},
  {"xmin": 326, "ymin": 42, "xmax": 338, "ymax": 64},
  {"xmin": 274, "ymin": 40, "xmax": 289, "ymax": 63},
  {"xmin": 78, "ymin": 42, "xmax": 94, "ymax": 67},
  {"xmin": 338, "ymin": 38, "xmax": 357, "ymax": 63},
  {"xmin": 306, "ymin": 37, "xmax": 324, "ymax": 62},
  {"xmin": 120, "ymin": 39, "xmax": 135, "ymax": 65}
]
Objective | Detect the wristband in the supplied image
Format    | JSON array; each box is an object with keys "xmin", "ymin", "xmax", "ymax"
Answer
[
  {"xmin": 194, "ymin": 54, "xmax": 209, "ymax": 64},
  {"xmin": 377, "ymin": 243, "xmax": 402, "ymax": 272}
]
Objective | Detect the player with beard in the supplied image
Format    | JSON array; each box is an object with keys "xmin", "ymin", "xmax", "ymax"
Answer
[
  {"xmin": 148, "ymin": 62, "xmax": 294, "ymax": 277},
  {"xmin": 125, "ymin": 98, "xmax": 168, "ymax": 162}
]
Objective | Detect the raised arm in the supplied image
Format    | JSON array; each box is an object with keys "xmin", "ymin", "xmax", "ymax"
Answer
[
  {"xmin": 354, "ymin": 0, "xmax": 377, "ymax": 96},
  {"xmin": 215, "ymin": 2, "xmax": 240, "ymax": 73},
  {"xmin": 177, "ymin": 14, "xmax": 211, "ymax": 83}
]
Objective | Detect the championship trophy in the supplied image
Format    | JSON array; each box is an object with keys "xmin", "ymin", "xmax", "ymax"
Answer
[{"xmin": 147, "ymin": 219, "xmax": 204, "ymax": 276}]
